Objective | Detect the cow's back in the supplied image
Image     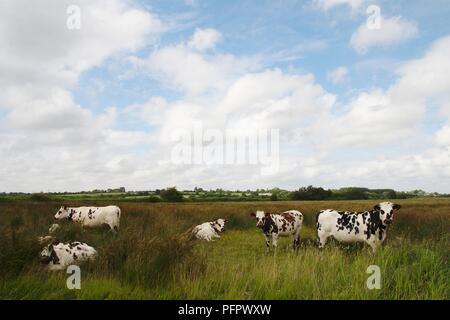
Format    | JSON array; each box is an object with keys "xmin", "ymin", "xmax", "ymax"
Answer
[
  {"xmin": 74, "ymin": 206, "xmax": 120, "ymax": 230},
  {"xmin": 317, "ymin": 209, "xmax": 340, "ymax": 232}
]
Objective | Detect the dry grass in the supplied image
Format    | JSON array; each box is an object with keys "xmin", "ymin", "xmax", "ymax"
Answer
[{"xmin": 0, "ymin": 198, "xmax": 448, "ymax": 299}]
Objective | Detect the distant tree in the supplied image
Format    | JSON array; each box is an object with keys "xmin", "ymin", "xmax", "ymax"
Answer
[
  {"xmin": 148, "ymin": 196, "xmax": 162, "ymax": 203},
  {"xmin": 30, "ymin": 193, "xmax": 50, "ymax": 201},
  {"xmin": 290, "ymin": 186, "xmax": 332, "ymax": 201},
  {"xmin": 336, "ymin": 187, "xmax": 368, "ymax": 200},
  {"xmin": 160, "ymin": 187, "xmax": 183, "ymax": 202},
  {"xmin": 270, "ymin": 193, "xmax": 278, "ymax": 201},
  {"xmin": 382, "ymin": 190, "xmax": 397, "ymax": 199}
]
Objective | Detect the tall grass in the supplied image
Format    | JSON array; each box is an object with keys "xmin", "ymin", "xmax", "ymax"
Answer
[{"xmin": 0, "ymin": 199, "xmax": 448, "ymax": 299}]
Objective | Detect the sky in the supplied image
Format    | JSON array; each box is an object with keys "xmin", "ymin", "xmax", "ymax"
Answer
[{"xmin": 1, "ymin": 0, "xmax": 450, "ymax": 193}]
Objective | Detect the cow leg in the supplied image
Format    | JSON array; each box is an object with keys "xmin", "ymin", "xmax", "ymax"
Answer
[
  {"xmin": 367, "ymin": 240, "xmax": 378, "ymax": 253},
  {"xmin": 318, "ymin": 232, "xmax": 329, "ymax": 249},
  {"xmin": 271, "ymin": 234, "xmax": 278, "ymax": 251},
  {"xmin": 108, "ymin": 224, "xmax": 118, "ymax": 234},
  {"xmin": 264, "ymin": 234, "xmax": 271, "ymax": 252},
  {"xmin": 293, "ymin": 230, "xmax": 301, "ymax": 251}
]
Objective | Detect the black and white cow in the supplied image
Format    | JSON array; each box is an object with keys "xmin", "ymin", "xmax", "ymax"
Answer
[
  {"xmin": 54, "ymin": 206, "xmax": 121, "ymax": 232},
  {"xmin": 316, "ymin": 202, "xmax": 401, "ymax": 252},
  {"xmin": 40, "ymin": 240, "xmax": 97, "ymax": 271},
  {"xmin": 251, "ymin": 210, "xmax": 303, "ymax": 251}
]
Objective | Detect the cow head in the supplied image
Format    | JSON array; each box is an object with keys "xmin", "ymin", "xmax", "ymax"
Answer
[
  {"xmin": 251, "ymin": 210, "xmax": 267, "ymax": 228},
  {"xmin": 213, "ymin": 218, "xmax": 227, "ymax": 232},
  {"xmin": 54, "ymin": 206, "xmax": 69, "ymax": 220},
  {"xmin": 39, "ymin": 241, "xmax": 59, "ymax": 265},
  {"xmin": 374, "ymin": 202, "xmax": 401, "ymax": 225}
]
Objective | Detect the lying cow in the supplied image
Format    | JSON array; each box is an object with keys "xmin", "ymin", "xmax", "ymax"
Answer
[
  {"xmin": 316, "ymin": 202, "xmax": 401, "ymax": 252},
  {"xmin": 40, "ymin": 240, "xmax": 97, "ymax": 271},
  {"xmin": 192, "ymin": 218, "xmax": 227, "ymax": 241},
  {"xmin": 251, "ymin": 210, "xmax": 303, "ymax": 251},
  {"xmin": 54, "ymin": 205, "xmax": 121, "ymax": 232}
]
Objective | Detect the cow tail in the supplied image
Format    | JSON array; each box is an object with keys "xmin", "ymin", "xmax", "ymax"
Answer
[{"xmin": 316, "ymin": 211, "xmax": 323, "ymax": 228}]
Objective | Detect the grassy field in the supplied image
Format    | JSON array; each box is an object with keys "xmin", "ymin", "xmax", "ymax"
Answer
[{"xmin": 0, "ymin": 199, "xmax": 448, "ymax": 299}]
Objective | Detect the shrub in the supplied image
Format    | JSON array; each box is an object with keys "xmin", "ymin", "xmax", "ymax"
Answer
[
  {"xmin": 290, "ymin": 186, "xmax": 332, "ymax": 200},
  {"xmin": 148, "ymin": 196, "xmax": 162, "ymax": 203},
  {"xmin": 30, "ymin": 194, "xmax": 51, "ymax": 201},
  {"xmin": 160, "ymin": 187, "xmax": 183, "ymax": 202}
]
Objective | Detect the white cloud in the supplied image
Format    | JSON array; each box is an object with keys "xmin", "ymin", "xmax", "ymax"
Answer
[
  {"xmin": 314, "ymin": 36, "xmax": 450, "ymax": 149},
  {"xmin": 124, "ymin": 96, "xmax": 169, "ymax": 126},
  {"xmin": 0, "ymin": 3, "xmax": 449, "ymax": 193},
  {"xmin": 188, "ymin": 28, "xmax": 222, "ymax": 50},
  {"xmin": 314, "ymin": 0, "xmax": 364, "ymax": 11},
  {"xmin": 0, "ymin": 0, "xmax": 160, "ymax": 192},
  {"xmin": 130, "ymin": 34, "xmax": 254, "ymax": 95},
  {"xmin": 0, "ymin": 0, "xmax": 160, "ymax": 94},
  {"xmin": 350, "ymin": 16, "xmax": 418, "ymax": 54},
  {"xmin": 436, "ymin": 125, "xmax": 450, "ymax": 147},
  {"xmin": 327, "ymin": 66, "xmax": 349, "ymax": 84}
]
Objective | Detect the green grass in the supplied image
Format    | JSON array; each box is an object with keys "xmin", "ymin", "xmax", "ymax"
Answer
[{"xmin": 0, "ymin": 199, "xmax": 448, "ymax": 299}]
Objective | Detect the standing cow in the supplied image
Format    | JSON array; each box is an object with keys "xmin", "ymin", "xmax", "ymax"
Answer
[
  {"xmin": 54, "ymin": 205, "xmax": 121, "ymax": 232},
  {"xmin": 251, "ymin": 210, "xmax": 303, "ymax": 252},
  {"xmin": 316, "ymin": 202, "xmax": 401, "ymax": 252}
]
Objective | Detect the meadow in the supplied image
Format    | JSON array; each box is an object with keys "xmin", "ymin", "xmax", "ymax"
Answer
[{"xmin": 0, "ymin": 199, "xmax": 448, "ymax": 300}]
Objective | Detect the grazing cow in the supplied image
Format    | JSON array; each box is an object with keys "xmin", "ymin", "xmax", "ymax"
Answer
[
  {"xmin": 192, "ymin": 218, "xmax": 227, "ymax": 241},
  {"xmin": 54, "ymin": 205, "xmax": 121, "ymax": 232},
  {"xmin": 251, "ymin": 210, "xmax": 303, "ymax": 251},
  {"xmin": 316, "ymin": 202, "xmax": 401, "ymax": 252},
  {"xmin": 40, "ymin": 240, "xmax": 97, "ymax": 271}
]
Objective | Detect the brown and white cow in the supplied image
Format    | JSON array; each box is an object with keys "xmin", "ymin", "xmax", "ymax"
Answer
[{"xmin": 251, "ymin": 210, "xmax": 303, "ymax": 251}]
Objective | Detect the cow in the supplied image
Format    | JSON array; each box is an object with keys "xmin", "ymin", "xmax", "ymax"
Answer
[
  {"xmin": 39, "ymin": 240, "xmax": 97, "ymax": 271},
  {"xmin": 316, "ymin": 202, "xmax": 402, "ymax": 252},
  {"xmin": 192, "ymin": 218, "xmax": 227, "ymax": 241},
  {"xmin": 54, "ymin": 205, "xmax": 121, "ymax": 232},
  {"xmin": 251, "ymin": 210, "xmax": 303, "ymax": 252}
]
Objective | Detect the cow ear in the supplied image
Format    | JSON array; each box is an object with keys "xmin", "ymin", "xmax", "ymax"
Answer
[
  {"xmin": 63, "ymin": 206, "xmax": 67, "ymax": 210},
  {"xmin": 250, "ymin": 212, "xmax": 256, "ymax": 217},
  {"xmin": 374, "ymin": 204, "xmax": 381, "ymax": 211},
  {"xmin": 393, "ymin": 204, "xmax": 401, "ymax": 210}
]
